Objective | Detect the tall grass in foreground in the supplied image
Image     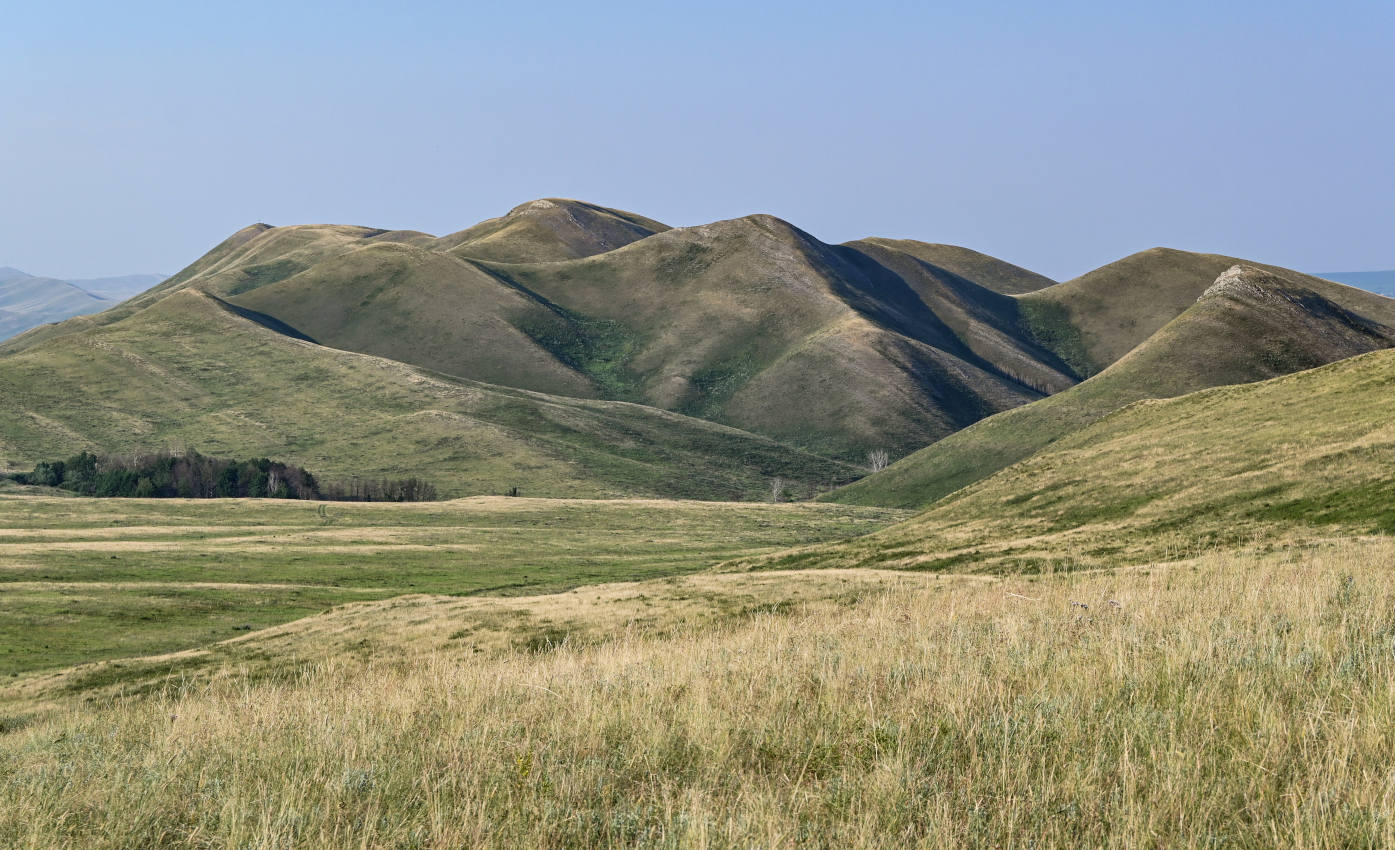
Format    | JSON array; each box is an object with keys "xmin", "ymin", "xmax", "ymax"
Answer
[{"xmin": 3, "ymin": 543, "xmax": 1395, "ymax": 848}]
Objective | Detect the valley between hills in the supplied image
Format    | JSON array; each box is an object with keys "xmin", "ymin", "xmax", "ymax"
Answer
[{"xmin": 6, "ymin": 198, "xmax": 1395, "ymax": 848}]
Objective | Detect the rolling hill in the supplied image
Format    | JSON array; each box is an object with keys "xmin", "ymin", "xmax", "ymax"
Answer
[
  {"xmin": 6, "ymin": 200, "xmax": 1087, "ymax": 462},
  {"xmin": 9, "ymin": 200, "xmax": 1392, "ymax": 498},
  {"xmin": 0, "ymin": 288, "xmax": 857, "ymax": 499},
  {"xmin": 744, "ymin": 334, "xmax": 1395, "ymax": 573},
  {"xmin": 831, "ymin": 260, "xmax": 1395, "ymax": 508}
]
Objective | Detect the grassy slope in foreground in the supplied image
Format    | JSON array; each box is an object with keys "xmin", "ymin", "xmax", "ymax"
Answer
[
  {"xmin": 0, "ymin": 290, "xmax": 857, "ymax": 497},
  {"xmin": 832, "ymin": 263, "xmax": 1395, "ymax": 509},
  {"xmin": 763, "ymin": 342, "xmax": 1395, "ymax": 573},
  {"xmin": 0, "ymin": 494, "xmax": 905, "ymax": 678},
  {"xmin": 4, "ymin": 540, "xmax": 1392, "ymax": 848}
]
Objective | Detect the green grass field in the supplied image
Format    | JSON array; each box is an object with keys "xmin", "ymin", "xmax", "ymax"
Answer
[{"xmin": 0, "ymin": 493, "xmax": 905, "ymax": 678}]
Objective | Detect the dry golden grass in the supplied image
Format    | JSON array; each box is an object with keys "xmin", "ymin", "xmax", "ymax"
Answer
[{"xmin": 4, "ymin": 539, "xmax": 1394, "ymax": 848}]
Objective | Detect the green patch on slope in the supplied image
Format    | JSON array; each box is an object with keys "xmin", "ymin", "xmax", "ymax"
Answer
[
  {"xmin": 223, "ymin": 259, "xmax": 307, "ymax": 297},
  {"xmin": 1017, "ymin": 299, "xmax": 1096, "ymax": 378},
  {"xmin": 515, "ymin": 307, "xmax": 647, "ymax": 401}
]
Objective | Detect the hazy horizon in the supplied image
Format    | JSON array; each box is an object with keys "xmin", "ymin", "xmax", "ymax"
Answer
[{"xmin": 3, "ymin": 0, "xmax": 1392, "ymax": 280}]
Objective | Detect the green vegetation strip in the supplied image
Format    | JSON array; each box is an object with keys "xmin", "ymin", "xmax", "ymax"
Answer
[{"xmin": 0, "ymin": 495, "xmax": 905, "ymax": 676}]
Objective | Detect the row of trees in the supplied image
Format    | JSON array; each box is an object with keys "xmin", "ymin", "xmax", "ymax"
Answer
[
  {"xmin": 318, "ymin": 477, "xmax": 438, "ymax": 502},
  {"xmin": 11, "ymin": 450, "xmax": 438, "ymax": 502}
]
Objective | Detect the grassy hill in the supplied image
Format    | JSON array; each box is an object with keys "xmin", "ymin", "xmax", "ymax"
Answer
[
  {"xmin": 470, "ymin": 215, "xmax": 1077, "ymax": 459},
  {"xmin": 753, "ymin": 337, "xmax": 1395, "ymax": 573},
  {"xmin": 832, "ymin": 261, "xmax": 1395, "ymax": 508},
  {"xmin": 15, "ymin": 203, "xmax": 1387, "ymax": 480},
  {"xmin": 9, "ymin": 201, "xmax": 1083, "ymax": 462},
  {"xmin": 1015, "ymin": 248, "xmax": 1395, "ymax": 376},
  {"xmin": 435, "ymin": 198, "xmax": 671, "ymax": 262},
  {"xmin": 0, "ymin": 289, "xmax": 858, "ymax": 498},
  {"xmin": 232, "ymin": 242, "xmax": 599, "ymax": 397}
]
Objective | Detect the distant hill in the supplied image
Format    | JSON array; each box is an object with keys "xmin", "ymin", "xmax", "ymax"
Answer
[
  {"xmin": 1317, "ymin": 270, "xmax": 1395, "ymax": 297},
  {"xmin": 0, "ymin": 267, "xmax": 165, "ymax": 341},
  {"xmin": 830, "ymin": 258, "xmax": 1395, "ymax": 508},
  {"xmin": 63, "ymin": 273, "xmax": 167, "ymax": 300},
  {"xmin": 0, "ymin": 268, "xmax": 111, "ymax": 341}
]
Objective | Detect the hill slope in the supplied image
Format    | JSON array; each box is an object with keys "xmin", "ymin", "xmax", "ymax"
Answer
[
  {"xmin": 21, "ymin": 204, "xmax": 1379, "ymax": 474},
  {"xmin": 850, "ymin": 239, "xmax": 1056, "ymax": 295},
  {"xmin": 0, "ymin": 290, "xmax": 857, "ymax": 498},
  {"xmin": 35, "ymin": 203, "xmax": 1082, "ymax": 462},
  {"xmin": 750, "ymin": 337, "xmax": 1395, "ymax": 572},
  {"xmin": 1016, "ymin": 248, "xmax": 1395, "ymax": 376},
  {"xmin": 464, "ymin": 215, "xmax": 1077, "ymax": 458},
  {"xmin": 832, "ymin": 262, "xmax": 1395, "ymax": 508}
]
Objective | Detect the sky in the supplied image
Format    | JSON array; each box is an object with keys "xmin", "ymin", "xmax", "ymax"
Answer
[{"xmin": 2, "ymin": 0, "xmax": 1391, "ymax": 280}]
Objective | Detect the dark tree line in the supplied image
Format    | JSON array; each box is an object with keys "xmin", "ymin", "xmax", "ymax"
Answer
[
  {"xmin": 317, "ymin": 477, "xmax": 438, "ymax": 502},
  {"xmin": 10, "ymin": 450, "xmax": 438, "ymax": 501}
]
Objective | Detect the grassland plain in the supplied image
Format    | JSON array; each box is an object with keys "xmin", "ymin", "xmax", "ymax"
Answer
[
  {"xmin": 0, "ymin": 289, "xmax": 860, "ymax": 498},
  {"xmin": 0, "ymin": 492, "xmax": 905, "ymax": 678},
  {"xmin": 751, "ymin": 343, "xmax": 1395, "ymax": 574},
  {"xmin": 2, "ymin": 539, "xmax": 1393, "ymax": 848}
]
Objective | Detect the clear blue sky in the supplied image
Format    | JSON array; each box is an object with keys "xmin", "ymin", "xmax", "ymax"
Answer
[{"xmin": 2, "ymin": 0, "xmax": 1391, "ymax": 279}]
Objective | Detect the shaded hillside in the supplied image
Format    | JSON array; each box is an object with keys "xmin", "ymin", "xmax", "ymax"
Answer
[
  {"xmin": 745, "ymin": 339, "xmax": 1395, "ymax": 573},
  {"xmin": 0, "ymin": 290, "xmax": 857, "ymax": 499},
  {"xmin": 850, "ymin": 239, "xmax": 1056, "ymax": 295},
  {"xmin": 434, "ymin": 198, "xmax": 670, "ymax": 262},
  {"xmin": 831, "ymin": 265, "xmax": 1395, "ymax": 508},
  {"xmin": 233, "ymin": 243, "xmax": 597, "ymax": 397},
  {"xmin": 474, "ymin": 215, "xmax": 1077, "ymax": 459},
  {"xmin": 1017, "ymin": 248, "xmax": 1395, "ymax": 376}
]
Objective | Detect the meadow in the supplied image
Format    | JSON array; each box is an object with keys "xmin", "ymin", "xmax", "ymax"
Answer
[
  {"xmin": 3, "ymin": 537, "xmax": 1392, "ymax": 848},
  {"xmin": 0, "ymin": 490, "xmax": 904, "ymax": 679}
]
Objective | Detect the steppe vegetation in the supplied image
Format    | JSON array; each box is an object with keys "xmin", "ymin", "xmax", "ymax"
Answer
[
  {"xmin": 3, "ymin": 540, "xmax": 1392, "ymax": 848},
  {"xmin": 6, "ymin": 199, "xmax": 1395, "ymax": 847}
]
